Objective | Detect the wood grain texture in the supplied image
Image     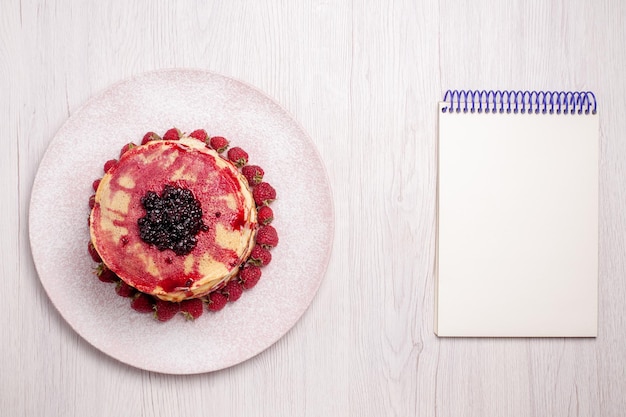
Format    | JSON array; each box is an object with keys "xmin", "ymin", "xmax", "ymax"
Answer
[{"xmin": 1, "ymin": 0, "xmax": 625, "ymax": 416}]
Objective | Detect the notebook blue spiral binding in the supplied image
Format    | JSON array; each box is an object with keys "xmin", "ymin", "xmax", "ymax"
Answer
[{"xmin": 441, "ymin": 90, "xmax": 597, "ymax": 115}]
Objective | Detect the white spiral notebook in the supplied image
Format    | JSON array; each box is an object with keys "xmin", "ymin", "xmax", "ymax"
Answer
[{"xmin": 435, "ymin": 90, "xmax": 599, "ymax": 337}]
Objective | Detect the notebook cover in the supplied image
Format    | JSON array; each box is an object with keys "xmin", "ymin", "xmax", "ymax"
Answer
[{"xmin": 435, "ymin": 97, "xmax": 598, "ymax": 337}]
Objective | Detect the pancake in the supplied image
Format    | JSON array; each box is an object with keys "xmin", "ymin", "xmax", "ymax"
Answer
[{"xmin": 89, "ymin": 137, "xmax": 257, "ymax": 302}]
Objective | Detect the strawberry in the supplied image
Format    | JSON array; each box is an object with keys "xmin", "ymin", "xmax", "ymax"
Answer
[
  {"xmin": 241, "ymin": 165, "xmax": 264, "ymax": 186},
  {"xmin": 99, "ymin": 270, "xmax": 118, "ymax": 283},
  {"xmin": 249, "ymin": 245, "xmax": 272, "ymax": 266},
  {"xmin": 222, "ymin": 280, "xmax": 244, "ymax": 302},
  {"xmin": 88, "ymin": 241, "xmax": 102, "ymax": 262},
  {"xmin": 256, "ymin": 225, "xmax": 278, "ymax": 248},
  {"xmin": 154, "ymin": 299, "xmax": 180, "ymax": 322},
  {"xmin": 189, "ymin": 129, "xmax": 208, "ymax": 141},
  {"xmin": 252, "ymin": 182, "xmax": 276, "ymax": 206},
  {"xmin": 115, "ymin": 280, "xmax": 136, "ymax": 297},
  {"xmin": 180, "ymin": 298, "xmax": 204, "ymax": 320},
  {"xmin": 95, "ymin": 263, "xmax": 118, "ymax": 283},
  {"xmin": 163, "ymin": 127, "xmax": 182, "ymax": 141},
  {"xmin": 141, "ymin": 131, "xmax": 161, "ymax": 145},
  {"xmin": 227, "ymin": 147, "xmax": 248, "ymax": 167},
  {"xmin": 257, "ymin": 205, "xmax": 273, "ymax": 225},
  {"xmin": 207, "ymin": 291, "xmax": 228, "ymax": 311},
  {"xmin": 103, "ymin": 159, "xmax": 118, "ymax": 173},
  {"xmin": 88, "ymin": 194, "xmax": 96, "ymax": 209},
  {"xmin": 119, "ymin": 142, "xmax": 136, "ymax": 157},
  {"xmin": 92, "ymin": 178, "xmax": 101, "ymax": 192},
  {"xmin": 239, "ymin": 265, "xmax": 262, "ymax": 289},
  {"xmin": 131, "ymin": 293, "xmax": 155, "ymax": 313},
  {"xmin": 208, "ymin": 136, "xmax": 229, "ymax": 153}
]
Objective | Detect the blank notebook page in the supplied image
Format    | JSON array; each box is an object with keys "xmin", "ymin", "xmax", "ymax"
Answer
[{"xmin": 435, "ymin": 97, "xmax": 598, "ymax": 337}]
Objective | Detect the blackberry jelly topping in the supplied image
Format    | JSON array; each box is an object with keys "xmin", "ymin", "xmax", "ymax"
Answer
[{"xmin": 137, "ymin": 184, "xmax": 208, "ymax": 255}]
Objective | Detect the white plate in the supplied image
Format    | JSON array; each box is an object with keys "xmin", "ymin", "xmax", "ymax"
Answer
[{"xmin": 29, "ymin": 69, "xmax": 334, "ymax": 374}]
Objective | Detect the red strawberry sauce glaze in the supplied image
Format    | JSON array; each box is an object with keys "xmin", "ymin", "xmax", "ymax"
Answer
[{"xmin": 90, "ymin": 139, "xmax": 256, "ymax": 297}]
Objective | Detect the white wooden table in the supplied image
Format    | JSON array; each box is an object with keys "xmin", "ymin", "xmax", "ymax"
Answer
[{"xmin": 2, "ymin": 1, "xmax": 625, "ymax": 416}]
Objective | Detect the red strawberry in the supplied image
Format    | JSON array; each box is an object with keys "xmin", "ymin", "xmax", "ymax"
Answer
[
  {"xmin": 222, "ymin": 280, "xmax": 244, "ymax": 302},
  {"xmin": 119, "ymin": 142, "xmax": 136, "ymax": 157},
  {"xmin": 115, "ymin": 280, "xmax": 136, "ymax": 297},
  {"xmin": 163, "ymin": 127, "xmax": 182, "ymax": 141},
  {"xmin": 207, "ymin": 291, "xmax": 228, "ymax": 311},
  {"xmin": 131, "ymin": 293, "xmax": 155, "ymax": 313},
  {"xmin": 208, "ymin": 136, "xmax": 229, "ymax": 153},
  {"xmin": 88, "ymin": 194, "xmax": 96, "ymax": 209},
  {"xmin": 180, "ymin": 298, "xmax": 204, "ymax": 320},
  {"xmin": 257, "ymin": 205, "xmax": 273, "ymax": 225},
  {"xmin": 252, "ymin": 182, "xmax": 276, "ymax": 206},
  {"xmin": 256, "ymin": 225, "xmax": 278, "ymax": 248},
  {"xmin": 239, "ymin": 265, "xmax": 262, "ymax": 289},
  {"xmin": 92, "ymin": 178, "xmax": 101, "ymax": 192},
  {"xmin": 154, "ymin": 299, "xmax": 180, "ymax": 322},
  {"xmin": 189, "ymin": 129, "xmax": 208, "ymax": 141},
  {"xmin": 98, "ymin": 268, "xmax": 118, "ymax": 283},
  {"xmin": 88, "ymin": 241, "xmax": 102, "ymax": 262},
  {"xmin": 249, "ymin": 245, "xmax": 272, "ymax": 266},
  {"xmin": 227, "ymin": 147, "xmax": 248, "ymax": 167},
  {"xmin": 103, "ymin": 159, "xmax": 118, "ymax": 173},
  {"xmin": 94, "ymin": 263, "xmax": 119, "ymax": 283},
  {"xmin": 141, "ymin": 131, "xmax": 161, "ymax": 144},
  {"xmin": 241, "ymin": 165, "xmax": 264, "ymax": 186}
]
